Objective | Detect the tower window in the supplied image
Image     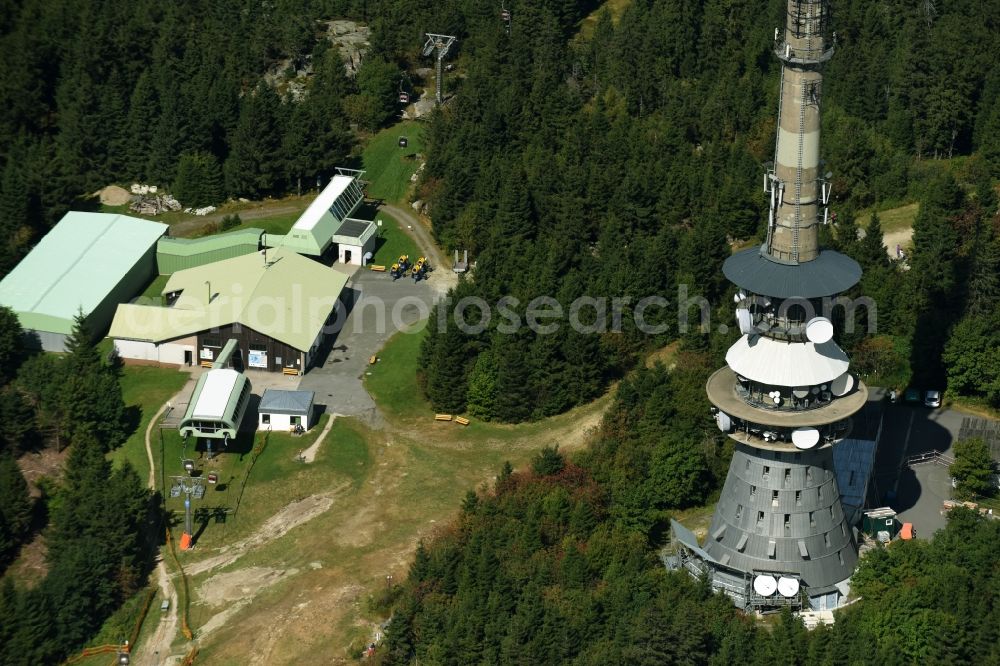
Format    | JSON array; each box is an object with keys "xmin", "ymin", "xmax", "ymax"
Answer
[
  {"xmin": 806, "ymin": 468, "xmax": 813, "ymax": 482},
  {"xmin": 757, "ymin": 511, "xmax": 765, "ymax": 527},
  {"xmin": 736, "ymin": 504, "xmax": 743, "ymax": 520},
  {"xmin": 763, "ymin": 465, "xmax": 770, "ymax": 480},
  {"xmin": 809, "ymin": 511, "xmax": 815, "ymax": 527},
  {"xmin": 784, "ymin": 514, "xmax": 791, "ymax": 531},
  {"xmin": 795, "ymin": 490, "xmax": 802, "ymax": 506},
  {"xmin": 784, "ymin": 468, "xmax": 792, "ymax": 486},
  {"xmin": 750, "ymin": 485, "xmax": 756, "ymax": 498},
  {"xmin": 838, "ymin": 550, "xmax": 844, "ymax": 566},
  {"xmin": 746, "ymin": 458, "xmax": 751, "ymax": 470},
  {"xmin": 829, "ymin": 506, "xmax": 835, "ymax": 520},
  {"xmin": 818, "ymin": 485, "xmax": 823, "ymax": 499},
  {"xmin": 772, "ymin": 490, "xmax": 780, "ymax": 506},
  {"xmin": 824, "ymin": 532, "xmax": 830, "ymax": 548}
]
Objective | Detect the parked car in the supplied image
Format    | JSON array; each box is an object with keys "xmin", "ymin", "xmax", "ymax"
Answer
[
  {"xmin": 903, "ymin": 388, "xmax": 921, "ymax": 404},
  {"xmin": 924, "ymin": 390, "xmax": 941, "ymax": 408}
]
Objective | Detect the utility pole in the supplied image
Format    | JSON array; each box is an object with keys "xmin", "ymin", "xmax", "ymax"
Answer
[{"xmin": 422, "ymin": 33, "xmax": 458, "ymax": 104}]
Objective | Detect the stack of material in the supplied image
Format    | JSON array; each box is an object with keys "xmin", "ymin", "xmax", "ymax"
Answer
[{"xmin": 129, "ymin": 193, "xmax": 182, "ymax": 215}]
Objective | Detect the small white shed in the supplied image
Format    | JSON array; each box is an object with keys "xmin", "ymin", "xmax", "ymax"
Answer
[
  {"xmin": 258, "ymin": 389, "xmax": 316, "ymax": 432},
  {"xmin": 331, "ymin": 218, "xmax": 377, "ymax": 266}
]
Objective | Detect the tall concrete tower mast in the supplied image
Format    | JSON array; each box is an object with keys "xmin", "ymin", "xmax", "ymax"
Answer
[{"xmin": 672, "ymin": 0, "xmax": 867, "ymax": 612}]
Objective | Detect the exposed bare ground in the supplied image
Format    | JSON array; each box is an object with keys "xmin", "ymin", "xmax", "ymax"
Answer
[
  {"xmin": 186, "ymin": 394, "xmax": 610, "ymax": 664},
  {"xmin": 185, "ymin": 486, "xmax": 350, "ymax": 577},
  {"xmin": 883, "ymin": 227, "xmax": 914, "ymax": 258}
]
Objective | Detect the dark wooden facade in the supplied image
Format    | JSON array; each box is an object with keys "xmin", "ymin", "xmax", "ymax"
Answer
[{"xmin": 197, "ymin": 323, "xmax": 306, "ymax": 373}]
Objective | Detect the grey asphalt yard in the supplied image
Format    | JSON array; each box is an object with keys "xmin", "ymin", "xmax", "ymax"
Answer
[
  {"xmin": 297, "ymin": 266, "xmax": 438, "ymax": 422},
  {"xmin": 870, "ymin": 400, "xmax": 993, "ymax": 538}
]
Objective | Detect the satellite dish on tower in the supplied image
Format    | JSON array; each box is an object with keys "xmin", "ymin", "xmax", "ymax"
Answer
[
  {"xmin": 792, "ymin": 387, "xmax": 809, "ymax": 399},
  {"xmin": 716, "ymin": 411, "xmax": 733, "ymax": 432},
  {"xmin": 805, "ymin": 317, "xmax": 834, "ymax": 344},
  {"xmin": 753, "ymin": 575, "xmax": 778, "ymax": 596},
  {"xmin": 736, "ymin": 308, "xmax": 753, "ymax": 334},
  {"xmin": 830, "ymin": 372, "xmax": 855, "ymax": 396},
  {"xmin": 777, "ymin": 576, "xmax": 800, "ymax": 598},
  {"xmin": 792, "ymin": 427, "xmax": 821, "ymax": 449}
]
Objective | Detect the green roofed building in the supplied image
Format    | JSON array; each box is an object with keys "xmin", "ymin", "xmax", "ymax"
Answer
[
  {"xmin": 156, "ymin": 227, "xmax": 266, "ymax": 273},
  {"xmin": 110, "ymin": 247, "xmax": 349, "ymax": 373},
  {"xmin": 179, "ymin": 368, "xmax": 252, "ymax": 440},
  {"xmin": 281, "ymin": 171, "xmax": 365, "ymax": 256},
  {"xmin": 0, "ymin": 211, "xmax": 167, "ymax": 350}
]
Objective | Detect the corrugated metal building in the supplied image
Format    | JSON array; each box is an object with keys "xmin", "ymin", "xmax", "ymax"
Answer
[
  {"xmin": 281, "ymin": 173, "xmax": 365, "ymax": 256},
  {"xmin": 0, "ymin": 212, "xmax": 167, "ymax": 350},
  {"xmin": 156, "ymin": 228, "xmax": 266, "ymax": 273},
  {"xmin": 110, "ymin": 247, "xmax": 349, "ymax": 372}
]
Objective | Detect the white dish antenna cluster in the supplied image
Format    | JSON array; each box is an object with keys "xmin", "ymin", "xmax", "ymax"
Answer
[
  {"xmin": 805, "ymin": 316, "xmax": 834, "ymax": 344},
  {"xmin": 830, "ymin": 372, "xmax": 855, "ymax": 397},
  {"xmin": 716, "ymin": 411, "xmax": 732, "ymax": 432},
  {"xmin": 753, "ymin": 575, "xmax": 778, "ymax": 596},
  {"xmin": 736, "ymin": 308, "xmax": 754, "ymax": 334},
  {"xmin": 768, "ymin": 390, "xmax": 782, "ymax": 405},
  {"xmin": 777, "ymin": 576, "xmax": 800, "ymax": 597},
  {"xmin": 792, "ymin": 427, "xmax": 820, "ymax": 449}
]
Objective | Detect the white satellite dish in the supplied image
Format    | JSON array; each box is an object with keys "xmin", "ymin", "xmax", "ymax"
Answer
[
  {"xmin": 736, "ymin": 308, "xmax": 753, "ymax": 334},
  {"xmin": 830, "ymin": 372, "xmax": 855, "ymax": 397},
  {"xmin": 811, "ymin": 386, "xmax": 820, "ymax": 395},
  {"xmin": 753, "ymin": 575, "xmax": 778, "ymax": 597},
  {"xmin": 792, "ymin": 427, "xmax": 821, "ymax": 449},
  {"xmin": 805, "ymin": 317, "xmax": 834, "ymax": 344},
  {"xmin": 792, "ymin": 387, "xmax": 809, "ymax": 399},
  {"xmin": 777, "ymin": 576, "xmax": 800, "ymax": 598},
  {"xmin": 733, "ymin": 292, "xmax": 742, "ymax": 304},
  {"xmin": 716, "ymin": 411, "xmax": 732, "ymax": 432}
]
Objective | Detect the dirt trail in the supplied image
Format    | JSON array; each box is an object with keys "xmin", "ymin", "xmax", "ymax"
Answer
[
  {"xmin": 301, "ymin": 413, "xmax": 338, "ymax": 463},
  {"xmin": 186, "ymin": 485, "xmax": 350, "ymax": 577},
  {"xmin": 380, "ymin": 203, "xmax": 457, "ymax": 296},
  {"xmin": 133, "ymin": 383, "xmax": 194, "ymax": 666},
  {"xmin": 883, "ymin": 227, "xmax": 914, "ymax": 258}
]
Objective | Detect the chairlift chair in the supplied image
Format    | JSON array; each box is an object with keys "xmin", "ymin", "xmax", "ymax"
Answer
[{"xmin": 207, "ymin": 472, "xmax": 218, "ymax": 484}]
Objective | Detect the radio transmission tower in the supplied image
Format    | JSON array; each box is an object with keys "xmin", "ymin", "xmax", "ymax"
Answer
[{"xmin": 422, "ymin": 33, "xmax": 458, "ymax": 104}]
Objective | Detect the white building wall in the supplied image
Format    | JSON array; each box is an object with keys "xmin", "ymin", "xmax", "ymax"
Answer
[
  {"xmin": 259, "ymin": 411, "xmax": 310, "ymax": 431},
  {"xmin": 337, "ymin": 243, "xmax": 364, "ymax": 266},
  {"xmin": 115, "ymin": 338, "xmax": 195, "ymax": 365}
]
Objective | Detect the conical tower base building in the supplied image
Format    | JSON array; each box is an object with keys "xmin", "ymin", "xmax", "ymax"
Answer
[{"xmin": 671, "ymin": 0, "xmax": 867, "ymax": 612}]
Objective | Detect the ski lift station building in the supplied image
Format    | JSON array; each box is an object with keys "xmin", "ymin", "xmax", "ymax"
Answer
[
  {"xmin": 179, "ymin": 367, "xmax": 252, "ymax": 440},
  {"xmin": 280, "ymin": 172, "xmax": 366, "ymax": 257},
  {"xmin": 109, "ymin": 246, "xmax": 349, "ymax": 373},
  {"xmin": 0, "ymin": 212, "xmax": 167, "ymax": 351}
]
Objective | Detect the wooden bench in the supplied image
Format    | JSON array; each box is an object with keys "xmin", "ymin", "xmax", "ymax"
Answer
[
  {"xmin": 282, "ymin": 366, "xmax": 300, "ymax": 376},
  {"xmin": 370, "ymin": 264, "xmax": 387, "ymax": 272},
  {"xmin": 434, "ymin": 413, "xmax": 453, "ymax": 421},
  {"xmin": 369, "ymin": 355, "xmax": 377, "ymax": 365},
  {"xmin": 455, "ymin": 416, "xmax": 470, "ymax": 426},
  {"xmin": 200, "ymin": 360, "xmax": 213, "ymax": 368}
]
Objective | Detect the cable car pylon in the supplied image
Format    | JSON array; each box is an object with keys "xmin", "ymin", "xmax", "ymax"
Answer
[{"xmin": 422, "ymin": 33, "xmax": 457, "ymax": 104}]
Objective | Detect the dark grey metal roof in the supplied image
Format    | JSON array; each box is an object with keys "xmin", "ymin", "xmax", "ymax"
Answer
[
  {"xmin": 702, "ymin": 443, "xmax": 858, "ymax": 590},
  {"xmin": 723, "ymin": 246, "xmax": 862, "ymax": 298},
  {"xmin": 259, "ymin": 389, "xmax": 315, "ymax": 415},
  {"xmin": 334, "ymin": 219, "xmax": 371, "ymax": 239}
]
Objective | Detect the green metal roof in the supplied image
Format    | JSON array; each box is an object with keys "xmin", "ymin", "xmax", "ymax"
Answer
[
  {"xmin": 0, "ymin": 212, "xmax": 167, "ymax": 334},
  {"xmin": 110, "ymin": 247, "xmax": 348, "ymax": 352},
  {"xmin": 157, "ymin": 228, "xmax": 263, "ymax": 256},
  {"xmin": 280, "ymin": 175, "xmax": 364, "ymax": 256}
]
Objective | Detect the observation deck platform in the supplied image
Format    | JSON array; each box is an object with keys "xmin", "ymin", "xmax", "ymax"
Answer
[{"xmin": 706, "ymin": 367, "xmax": 867, "ymax": 431}]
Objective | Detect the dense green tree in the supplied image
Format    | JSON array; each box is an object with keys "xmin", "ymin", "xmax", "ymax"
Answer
[
  {"xmin": 0, "ymin": 304, "xmax": 24, "ymax": 381},
  {"xmin": 224, "ymin": 83, "xmax": 285, "ymax": 198},
  {"xmin": 172, "ymin": 151, "xmax": 224, "ymax": 207},
  {"xmin": 950, "ymin": 438, "xmax": 997, "ymax": 499}
]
